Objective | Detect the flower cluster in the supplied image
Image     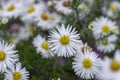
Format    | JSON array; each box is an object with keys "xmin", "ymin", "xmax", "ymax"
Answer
[{"xmin": 0, "ymin": 0, "xmax": 120, "ymax": 80}]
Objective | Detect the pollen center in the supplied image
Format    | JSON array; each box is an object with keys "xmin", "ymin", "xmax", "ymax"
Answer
[
  {"xmin": 41, "ymin": 42, "xmax": 49, "ymax": 50},
  {"xmin": 13, "ymin": 72, "xmax": 22, "ymax": 80},
  {"xmin": 80, "ymin": 4, "xmax": 88, "ymax": 12},
  {"xmin": 0, "ymin": 51, "xmax": 6, "ymax": 61},
  {"xmin": 41, "ymin": 13, "xmax": 48, "ymax": 20},
  {"xmin": 82, "ymin": 58, "xmax": 92, "ymax": 69},
  {"xmin": 81, "ymin": 46, "xmax": 90, "ymax": 53},
  {"xmin": 7, "ymin": 4, "xmax": 15, "ymax": 11},
  {"xmin": 102, "ymin": 25, "xmax": 110, "ymax": 33},
  {"xmin": 29, "ymin": 27, "xmax": 35, "ymax": 34},
  {"xmin": 27, "ymin": 6, "xmax": 35, "ymax": 14},
  {"xmin": 8, "ymin": 38, "xmax": 14, "ymax": 43},
  {"xmin": 60, "ymin": 35, "xmax": 70, "ymax": 45},
  {"xmin": 110, "ymin": 60, "xmax": 120, "ymax": 71},
  {"xmin": 63, "ymin": 1, "xmax": 70, "ymax": 7},
  {"xmin": 109, "ymin": 4, "xmax": 117, "ymax": 12},
  {"xmin": 49, "ymin": 15, "xmax": 55, "ymax": 21},
  {"xmin": 102, "ymin": 39, "xmax": 108, "ymax": 46}
]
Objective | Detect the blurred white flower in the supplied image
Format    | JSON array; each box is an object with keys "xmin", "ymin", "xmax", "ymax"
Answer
[
  {"xmin": 54, "ymin": 0, "xmax": 72, "ymax": 14},
  {"xmin": 0, "ymin": 0, "xmax": 24, "ymax": 19},
  {"xmin": 92, "ymin": 17, "xmax": 118, "ymax": 39},
  {"xmin": 36, "ymin": 12, "xmax": 61, "ymax": 30},
  {"xmin": 33, "ymin": 35, "xmax": 54, "ymax": 58},
  {"xmin": 102, "ymin": 1, "xmax": 120, "ymax": 18},
  {"xmin": 97, "ymin": 52, "xmax": 120, "ymax": 80}
]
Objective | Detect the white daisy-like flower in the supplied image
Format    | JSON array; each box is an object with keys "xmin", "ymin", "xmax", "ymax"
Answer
[
  {"xmin": 72, "ymin": 50, "xmax": 101, "ymax": 79},
  {"xmin": 36, "ymin": 11, "xmax": 61, "ymax": 30},
  {"xmin": 97, "ymin": 52, "xmax": 120, "ymax": 80},
  {"xmin": 54, "ymin": 0, "xmax": 72, "ymax": 14},
  {"xmin": 33, "ymin": 35, "xmax": 54, "ymax": 58},
  {"xmin": 48, "ymin": 24, "xmax": 81, "ymax": 57},
  {"xmin": 96, "ymin": 35, "xmax": 117, "ymax": 53},
  {"xmin": 17, "ymin": 25, "xmax": 35, "ymax": 41},
  {"xmin": 92, "ymin": 17, "xmax": 118, "ymax": 39},
  {"xmin": 21, "ymin": 3, "xmax": 45, "ymax": 23},
  {"xmin": 102, "ymin": 1, "xmax": 120, "ymax": 18},
  {"xmin": 0, "ymin": 40, "xmax": 19, "ymax": 72},
  {"xmin": 78, "ymin": 2, "xmax": 90, "ymax": 16},
  {"xmin": 4, "ymin": 62, "xmax": 29, "ymax": 80},
  {"xmin": 0, "ymin": 0, "xmax": 24, "ymax": 19}
]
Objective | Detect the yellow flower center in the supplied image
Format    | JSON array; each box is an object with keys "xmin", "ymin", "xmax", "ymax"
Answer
[
  {"xmin": 63, "ymin": 1, "xmax": 70, "ymax": 7},
  {"xmin": 81, "ymin": 46, "xmax": 90, "ymax": 53},
  {"xmin": 80, "ymin": 4, "xmax": 88, "ymax": 12},
  {"xmin": 60, "ymin": 35, "xmax": 70, "ymax": 45},
  {"xmin": 102, "ymin": 39, "xmax": 109, "ymax": 46},
  {"xmin": 88, "ymin": 24, "xmax": 94, "ymax": 30},
  {"xmin": 82, "ymin": 58, "xmax": 92, "ymax": 69},
  {"xmin": 49, "ymin": 15, "xmax": 55, "ymax": 21},
  {"xmin": 27, "ymin": 6, "xmax": 35, "ymax": 14},
  {"xmin": 0, "ymin": 7, "xmax": 3, "ymax": 11},
  {"xmin": 102, "ymin": 25, "xmax": 110, "ymax": 33},
  {"xmin": 8, "ymin": 38, "xmax": 14, "ymax": 43},
  {"xmin": 0, "ymin": 51, "xmax": 6, "ymax": 61},
  {"xmin": 110, "ymin": 60, "xmax": 120, "ymax": 71},
  {"xmin": 7, "ymin": 4, "xmax": 15, "ymax": 11},
  {"xmin": 109, "ymin": 4, "xmax": 117, "ymax": 12},
  {"xmin": 41, "ymin": 42, "xmax": 49, "ymax": 50},
  {"xmin": 41, "ymin": 13, "xmax": 48, "ymax": 21},
  {"xmin": 111, "ymin": 29, "xmax": 116, "ymax": 33},
  {"xmin": 28, "ymin": 27, "xmax": 35, "ymax": 34},
  {"xmin": 13, "ymin": 72, "xmax": 22, "ymax": 80}
]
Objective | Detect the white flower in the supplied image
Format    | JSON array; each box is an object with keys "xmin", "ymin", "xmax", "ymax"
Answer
[
  {"xmin": 33, "ymin": 35, "xmax": 54, "ymax": 58},
  {"xmin": 21, "ymin": 3, "xmax": 45, "ymax": 23},
  {"xmin": 48, "ymin": 24, "xmax": 81, "ymax": 57},
  {"xmin": 102, "ymin": 1, "xmax": 120, "ymax": 18},
  {"xmin": 72, "ymin": 50, "xmax": 101, "ymax": 79},
  {"xmin": 54, "ymin": 0, "xmax": 72, "ymax": 14},
  {"xmin": 17, "ymin": 25, "xmax": 35, "ymax": 41},
  {"xmin": 0, "ymin": 0, "xmax": 24, "ymax": 19},
  {"xmin": 92, "ymin": 17, "xmax": 118, "ymax": 39},
  {"xmin": 96, "ymin": 35, "xmax": 117, "ymax": 53},
  {"xmin": 0, "ymin": 40, "xmax": 19, "ymax": 72},
  {"xmin": 36, "ymin": 11, "xmax": 61, "ymax": 30},
  {"xmin": 78, "ymin": 2, "xmax": 90, "ymax": 16},
  {"xmin": 97, "ymin": 52, "xmax": 120, "ymax": 80},
  {"xmin": 4, "ymin": 62, "xmax": 29, "ymax": 80}
]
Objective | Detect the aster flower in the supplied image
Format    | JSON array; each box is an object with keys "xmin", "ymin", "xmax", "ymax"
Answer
[
  {"xmin": 36, "ymin": 11, "xmax": 61, "ymax": 30},
  {"xmin": 92, "ymin": 17, "xmax": 118, "ymax": 39},
  {"xmin": 54, "ymin": 0, "xmax": 72, "ymax": 14},
  {"xmin": 102, "ymin": 1, "xmax": 120, "ymax": 18},
  {"xmin": 97, "ymin": 51, "xmax": 120, "ymax": 80},
  {"xmin": 72, "ymin": 50, "xmax": 101, "ymax": 79},
  {"xmin": 4, "ymin": 62, "xmax": 29, "ymax": 80},
  {"xmin": 0, "ymin": 0, "xmax": 24, "ymax": 19},
  {"xmin": 48, "ymin": 24, "xmax": 81, "ymax": 57},
  {"xmin": 33, "ymin": 35, "xmax": 54, "ymax": 58},
  {"xmin": 78, "ymin": 2, "xmax": 90, "ymax": 17},
  {"xmin": 96, "ymin": 35, "xmax": 117, "ymax": 53},
  {"xmin": 17, "ymin": 25, "xmax": 35, "ymax": 41},
  {"xmin": 0, "ymin": 40, "xmax": 19, "ymax": 72},
  {"xmin": 21, "ymin": 2, "xmax": 45, "ymax": 23}
]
